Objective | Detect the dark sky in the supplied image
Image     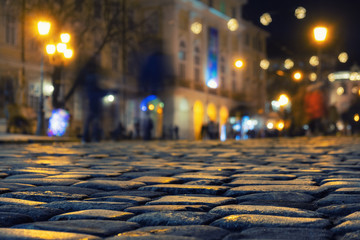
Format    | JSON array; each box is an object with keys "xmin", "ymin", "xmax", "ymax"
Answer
[{"xmin": 242, "ymin": 0, "xmax": 360, "ymax": 69}]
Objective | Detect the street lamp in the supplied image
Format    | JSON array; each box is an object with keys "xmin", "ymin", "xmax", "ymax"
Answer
[
  {"xmin": 313, "ymin": 26, "xmax": 328, "ymax": 83},
  {"xmin": 35, "ymin": 20, "xmax": 51, "ymax": 136}
]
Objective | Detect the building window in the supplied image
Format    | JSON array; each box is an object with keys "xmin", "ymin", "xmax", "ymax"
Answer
[{"xmin": 5, "ymin": 14, "xmax": 16, "ymax": 45}]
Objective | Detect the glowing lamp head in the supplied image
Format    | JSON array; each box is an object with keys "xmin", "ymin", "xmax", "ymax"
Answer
[
  {"xmin": 64, "ymin": 49, "xmax": 73, "ymax": 59},
  {"xmin": 60, "ymin": 33, "xmax": 71, "ymax": 43},
  {"xmin": 56, "ymin": 43, "xmax": 67, "ymax": 53},
  {"xmin": 38, "ymin": 21, "xmax": 51, "ymax": 35},
  {"xmin": 191, "ymin": 22, "xmax": 202, "ymax": 34},
  {"xmin": 354, "ymin": 114, "xmax": 360, "ymax": 122},
  {"xmin": 260, "ymin": 59, "xmax": 270, "ymax": 70},
  {"xmin": 278, "ymin": 94, "xmax": 289, "ymax": 106},
  {"xmin": 234, "ymin": 60, "xmax": 244, "ymax": 69},
  {"xmin": 266, "ymin": 122, "xmax": 274, "ymax": 130},
  {"xmin": 338, "ymin": 52, "xmax": 348, "ymax": 63},
  {"xmin": 207, "ymin": 79, "xmax": 218, "ymax": 89},
  {"xmin": 227, "ymin": 18, "xmax": 239, "ymax": 31},
  {"xmin": 314, "ymin": 26, "xmax": 328, "ymax": 42},
  {"xmin": 295, "ymin": 7, "xmax": 306, "ymax": 19},
  {"xmin": 276, "ymin": 121, "xmax": 285, "ymax": 131},
  {"xmin": 293, "ymin": 71, "xmax": 302, "ymax": 81},
  {"xmin": 260, "ymin": 13, "xmax": 272, "ymax": 26},
  {"xmin": 46, "ymin": 44, "xmax": 56, "ymax": 55}
]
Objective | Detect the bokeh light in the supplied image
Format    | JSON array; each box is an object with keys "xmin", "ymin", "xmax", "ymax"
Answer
[
  {"xmin": 227, "ymin": 18, "xmax": 239, "ymax": 31},
  {"xmin": 234, "ymin": 59, "xmax": 244, "ymax": 69},
  {"xmin": 260, "ymin": 13, "xmax": 272, "ymax": 26},
  {"xmin": 338, "ymin": 52, "xmax": 348, "ymax": 63},
  {"xmin": 328, "ymin": 73, "xmax": 336, "ymax": 82},
  {"xmin": 260, "ymin": 59, "xmax": 270, "ymax": 70},
  {"xmin": 293, "ymin": 71, "xmax": 302, "ymax": 81},
  {"xmin": 46, "ymin": 44, "xmax": 56, "ymax": 55},
  {"xmin": 47, "ymin": 109, "xmax": 70, "ymax": 137},
  {"xmin": 278, "ymin": 94, "xmax": 289, "ymax": 106},
  {"xmin": 354, "ymin": 114, "xmax": 360, "ymax": 122},
  {"xmin": 314, "ymin": 26, "xmax": 328, "ymax": 42},
  {"xmin": 309, "ymin": 56, "xmax": 319, "ymax": 67},
  {"xmin": 309, "ymin": 73, "xmax": 317, "ymax": 81},
  {"xmin": 295, "ymin": 7, "xmax": 306, "ymax": 19},
  {"xmin": 337, "ymin": 87, "xmax": 344, "ymax": 96},
  {"xmin": 284, "ymin": 59, "xmax": 294, "ymax": 69},
  {"xmin": 191, "ymin": 22, "xmax": 202, "ymax": 34}
]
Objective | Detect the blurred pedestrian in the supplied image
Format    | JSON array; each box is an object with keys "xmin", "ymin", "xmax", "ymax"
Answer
[
  {"xmin": 305, "ymin": 83, "xmax": 326, "ymax": 136},
  {"xmin": 143, "ymin": 112, "xmax": 153, "ymax": 140},
  {"xmin": 174, "ymin": 125, "xmax": 179, "ymax": 139},
  {"xmin": 80, "ymin": 58, "xmax": 107, "ymax": 143}
]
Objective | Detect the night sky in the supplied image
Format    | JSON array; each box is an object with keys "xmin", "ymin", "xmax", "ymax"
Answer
[{"xmin": 242, "ymin": 0, "xmax": 360, "ymax": 69}]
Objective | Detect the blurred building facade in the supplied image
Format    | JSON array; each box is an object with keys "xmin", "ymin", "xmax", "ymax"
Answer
[{"xmin": 0, "ymin": 0, "xmax": 268, "ymax": 140}]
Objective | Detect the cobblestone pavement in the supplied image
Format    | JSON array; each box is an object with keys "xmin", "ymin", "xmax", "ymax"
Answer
[{"xmin": 0, "ymin": 137, "xmax": 360, "ymax": 239}]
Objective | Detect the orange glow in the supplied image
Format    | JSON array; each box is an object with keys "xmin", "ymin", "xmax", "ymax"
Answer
[
  {"xmin": 276, "ymin": 70, "xmax": 285, "ymax": 76},
  {"xmin": 314, "ymin": 26, "xmax": 327, "ymax": 42},
  {"xmin": 194, "ymin": 100, "xmax": 204, "ymax": 140},
  {"xmin": 293, "ymin": 71, "xmax": 302, "ymax": 81},
  {"xmin": 207, "ymin": 103, "xmax": 217, "ymax": 122},
  {"xmin": 234, "ymin": 59, "xmax": 244, "ymax": 69},
  {"xmin": 157, "ymin": 108, "xmax": 163, "ymax": 114},
  {"xmin": 276, "ymin": 121, "xmax": 285, "ymax": 131},
  {"xmin": 354, "ymin": 114, "xmax": 360, "ymax": 122}
]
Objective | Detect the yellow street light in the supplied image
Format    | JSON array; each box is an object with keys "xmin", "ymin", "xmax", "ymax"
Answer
[
  {"xmin": 293, "ymin": 71, "xmax": 303, "ymax": 81},
  {"xmin": 227, "ymin": 18, "xmax": 239, "ymax": 31},
  {"xmin": 309, "ymin": 56, "xmax": 319, "ymax": 66},
  {"xmin": 56, "ymin": 43, "xmax": 67, "ymax": 53},
  {"xmin": 260, "ymin": 59, "xmax": 270, "ymax": 70},
  {"xmin": 64, "ymin": 49, "xmax": 73, "ymax": 59},
  {"xmin": 284, "ymin": 58, "xmax": 294, "ymax": 69},
  {"xmin": 60, "ymin": 33, "xmax": 71, "ymax": 43},
  {"xmin": 314, "ymin": 26, "xmax": 328, "ymax": 42},
  {"xmin": 278, "ymin": 94, "xmax": 289, "ymax": 107},
  {"xmin": 46, "ymin": 44, "xmax": 56, "ymax": 55},
  {"xmin": 354, "ymin": 114, "xmax": 360, "ymax": 122},
  {"xmin": 309, "ymin": 72, "xmax": 317, "ymax": 81},
  {"xmin": 234, "ymin": 59, "xmax": 244, "ymax": 69},
  {"xmin": 338, "ymin": 52, "xmax": 348, "ymax": 63},
  {"xmin": 37, "ymin": 21, "xmax": 51, "ymax": 36}
]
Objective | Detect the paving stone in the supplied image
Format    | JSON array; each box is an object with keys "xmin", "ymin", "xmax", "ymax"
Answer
[
  {"xmin": 211, "ymin": 214, "xmax": 330, "ymax": 230},
  {"xmin": 15, "ymin": 220, "xmax": 140, "ymax": 237},
  {"xmin": 147, "ymin": 195, "xmax": 235, "ymax": 207},
  {"xmin": 2, "ymin": 178, "xmax": 79, "ymax": 186},
  {"xmin": 0, "ymin": 191, "xmax": 87, "ymax": 203},
  {"xmin": 173, "ymin": 173, "xmax": 229, "ymax": 182},
  {"xmin": 44, "ymin": 200, "xmax": 134, "ymax": 211},
  {"xmin": 338, "ymin": 212, "xmax": 360, "ymax": 224},
  {"xmin": 342, "ymin": 230, "xmax": 360, "ymax": 240},
  {"xmin": 332, "ymin": 220, "xmax": 360, "ymax": 235},
  {"xmin": 90, "ymin": 190, "xmax": 165, "ymax": 198},
  {"xmin": 20, "ymin": 186, "xmax": 102, "ymax": 195},
  {"xmin": 226, "ymin": 179, "xmax": 315, "ymax": 187},
  {"xmin": 0, "ymin": 228, "xmax": 101, "ymax": 240},
  {"xmin": 0, "ymin": 188, "xmax": 10, "ymax": 193},
  {"xmin": 107, "ymin": 235, "xmax": 199, "ymax": 240},
  {"xmin": 230, "ymin": 174, "xmax": 297, "ymax": 180},
  {"xmin": 335, "ymin": 188, "xmax": 360, "ymax": 194},
  {"xmin": 0, "ymin": 212, "xmax": 33, "ymax": 227},
  {"xmin": 0, "ymin": 182, "xmax": 35, "ymax": 191},
  {"xmin": 130, "ymin": 176, "xmax": 180, "ymax": 184},
  {"xmin": 112, "ymin": 225, "xmax": 229, "ymax": 240},
  {"xmin": 73, "ymin": 180, "xmax": 146, "ymax": 191},
  {"xmin": 139, "ymin": 184, "xmax": 229, "ymax": 195},
  {"xmin": 236, "ymin": 192, "xmax": 315, "ymax": 203},
  {"xmin": 223, "ymin": 227, "xmax": 333, "ymax": 240},
  {"xmin": 317, "ymin": 204, "xmax": 360, "ymax": 217},
  {"xmin": 225, "ymin": 185, "xmax": 322, "ymax": 197},
  {"xmin": 0, "ymin": 205, "xmax": 63, "ymax": 221},
  {"xmin": 128, "ymin": 211, "xmax": 220, "ymax": 226},
  {"xmin": 210, "ymin": 205, "xmax": 323, "ymax": 218},
  {"xmin": 0, "ymin": 196, "xmax": 45, "ymax": 206},
  {"xmin": 125, "ymin": 205, "xmax": 211, "ymax": 214},
  {"xmin": 4, "ymin": 173, "xmax": 48, "ymax": 179},
  {"xmin": 320, "ymin": 181, "xmax": 360, "ymax": 191},
  {"xmin": 50, "ymin": 209, "xmax": 134, "ymax": 221},
  {"xmin": 85, "ymin": 195, "xmax": 150, "ymax": 204},
  {"xmin": 45, "ymin": 174, "xmax": 92, "ymax": 180},
  {"xmin": 317, "ymin": 194, "xmax": 360, "ymax": 206}
]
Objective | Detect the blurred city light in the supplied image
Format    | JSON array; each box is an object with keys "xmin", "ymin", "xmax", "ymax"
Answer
[
  {"xmin": 260, "ymin": 59, "xmax": 270, "ymax": 70},
  {"xmin": 309, "ymin": 56, "xmax": 319, "ymax": 66},
  {"xmin": 309, "ymin": 72, "xmax": 317, "ymax": 81},
  {"xmin": 56, "ymin": 43, "xmax": 66, "ymax": 53},
  {"xmin": 148, "ymin": 104, "xmax": 155, "ymax": 111},
  {"xmin": 352, "ymin": 87, "xmax": 358, "ymax": 94},
  {"xmin": 276, "ymin": 121, "xmax": 285, "ymax": 131},
  {"xmin": 47, "ymin": 109, "xmax": 70, "ymax": 137},
  {"xmin": 278, "ymin": 94, "xmax": 289, "ymax": 106},
  {"xmin": 293, "ymin": 71, "xmax": 302, "ymax": 81},
  {"xmin": 234, "ymin": 59, "xmax": 244, "ymax": 68},
  {"xmin": 64, "ymin": 49, "xmax": 73, "ymax": 59},
  {"xmin": 338, "ymin": 52, "xmax": 348, "ymax": 63},
  {"xmin": 354, "ymin": 113, "xmax": 360, "ymax": 122},
  {"xmin": 276, "ymin": 70, "xmax": 285, "ymax": 76},
  {"xmin": 295, "ymin": 7, "xmax": 306, "ymax": 19},
  {"xmin": 191, "ymin": 22, "xmax": 202, "ymax": 34},
  {"xmin": 37, "ymin": 21, "xmax": 51, "ymax": 35},
  {"xmin": 328, "ymin": 73, "xmax": 336, "ymax": 82},
  {"xmin": 207, "ymin": 79, "xmax": 218, "ymax": 89},
  {"xmin": 260, "ymin": 13, "xmax": 272, "ymax": 26},
  {"xmin": 266, "ymin": 122, "xmax": 274, "ymax": 129},
  {"xmin": 284, "ymin": 59, "xmax": 294, "ymax": 69},
  {"xmin": 314, "ymin": 26, "xmax": 328, "ymax": 42},
  {"xmin": 350, "ymin": 72, "xmax": 360, "ymax": 81},
  {"xmin": 336, "ymin": 87, "xmax": 344, "ymax": 96},
  {"xmin": 46, "ymin": 44, "xmax": 56, "ymax": 55},
  {"xmin": 60, "ymin": 33, "xmax": 71, "ymax": 43},
  {"xmin": 227, "ymin": 18, "xmax": 239, "ymax": 31}
]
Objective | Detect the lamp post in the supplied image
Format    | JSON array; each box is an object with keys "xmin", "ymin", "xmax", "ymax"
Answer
[{"xmin": 35, "ymin": 21, "xmax": 51, "ymax": 136}]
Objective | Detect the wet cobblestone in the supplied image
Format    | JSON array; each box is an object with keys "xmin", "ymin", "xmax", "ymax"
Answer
[{"xmin": 0, "ymin": 137, "xmax": 359, "ymax": 239}]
